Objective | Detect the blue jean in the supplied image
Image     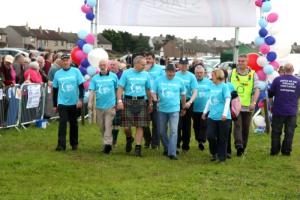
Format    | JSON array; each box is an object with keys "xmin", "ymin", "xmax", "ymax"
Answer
[{"xmin": 159, "ymin": 111, "xmax": 179, "ymax": 156}]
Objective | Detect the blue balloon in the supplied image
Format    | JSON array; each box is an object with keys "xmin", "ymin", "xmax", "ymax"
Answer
[
  {"xmin": 79, "ymin": 66, "xmax": 87, "ymax": 75},
  {"xmin": 258, "ymin": 18, "xmax": 268, "ymax": 28},
  {"xmin": 262, "ymin": 1, "xmax": 272, "ymax": 13},
  {"xmin": 266, "ymin": 51, "xmax": 277, "ymax": 62},
  {"xmin": 86, "ymin": 0, "xmax": 96, "ymax": 7},
  {"xmin": 81, "ymin": 59, "xmax": 90, "ymax": 68},
  {"xmin": 76, "ymin": 39, "xmax": 86, "ymax": 49},
  {"xmin": 259, "ymin": 28, "xmax": 268, "ymax": 38},
  {"xmin": 258, "ymin": 81, "xmax": 267, "ymax": 90},
  {"xmin": 87, "ymin": 66, "xmax": 97, "ymax": 76},
  {"xmin": 77, "ymin": 30, "xmax": 89, "ymax": 40},
  {"xmin": 255, "ymin": 37, "xmax": 265, "ymax": 46},
  {"xmin": 265, "ymin": 36, "xmax": 276, "ymax": 45},
  {"xmin": 86, "ymin": 12, "xmax": 95, "ymax": 21},
  {"xmin": 83, "ymin": 44, "xmax": 93, "ymax": 54},
  {"xmin": 263, "ymin": 64, "xmax": 274, "ymax": 75}
]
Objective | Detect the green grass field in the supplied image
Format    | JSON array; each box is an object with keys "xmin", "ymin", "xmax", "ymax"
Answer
[{"xmin": 0, "ymin": 120, "xmax": 300, "ymax": 200}]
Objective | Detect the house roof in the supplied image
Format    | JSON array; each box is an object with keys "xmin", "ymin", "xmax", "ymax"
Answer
[
  {"xmin": 97, "ymin": 34, "xmax": 112, "ymax": 45},
  {"xmin": 60, "ymin": 32, "xmax": 78, "ymax": 43},
  {"xmin": 0, "ymin": 28, "xmax": 6, "ymax": 35},
  {"xmin": 9, "ymin": 26, "xmax": 35, "ymax": 37},
  {"xmin": 30, "ymin": 29, "xmax": 66, "ymax": 41}
]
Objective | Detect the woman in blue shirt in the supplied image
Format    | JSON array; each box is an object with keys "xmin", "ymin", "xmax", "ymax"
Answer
[{"xmin": 202, "ymin": 69, "xmax": 231, "ymax": 163}]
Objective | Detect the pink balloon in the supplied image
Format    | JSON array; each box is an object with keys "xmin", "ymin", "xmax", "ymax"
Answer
[
  {"xmin": 255, "ymin": 0, "xmax": 263, "ymax": 7},
  {"xmin": 259, "ymin": 44, "xmax": 270, "ymax": 54},
  {"xmin": 256, "ymin": 69, "xmax": 267, "ymax": 81},
  {"xmin": 83, "ymin": 80, "xmax": 90, "ymax": 90},
  {"xmin": 85, "ymin": 34, "xmax": 95, "ymax": 44},
  {"xmin": 75, "ymin": 50, "xmax": 87, "ymax": 61},
  {"xmin": 270, "ymin": 61, "xmax": 280, "ymax": 70},
  {"xmin": 267, "ymin": 13, "xmax": 278, "ymax": 23},
  {"xmin": 258, "ymin": 101, "xmax": 264, "ymax": 108},
  {"xmin": 81, "ymin": 4, "xmax": 91, "ymax": 14}
]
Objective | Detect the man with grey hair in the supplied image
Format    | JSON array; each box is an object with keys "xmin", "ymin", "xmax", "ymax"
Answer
[
  {"xmin": 268, "ymin": 63, "xmax": 300, "ymax": 156},
  {"xmin": 88, "ymin": 59, "xmax": 118, "ymax": 154},
  {"xmin": 192, "ymin": 65, "xmax": 212, "ymax": 151},
  {"xmin": 36, "ymin": 56, "xmax": 49, "ymax": 83},
  {"xmin": 229, "ymin": 54, "xmax": 260, "ymax": 156},
  {"xmin": 117, "ymin": 55, "xmax": 152, "ymax": 156}
]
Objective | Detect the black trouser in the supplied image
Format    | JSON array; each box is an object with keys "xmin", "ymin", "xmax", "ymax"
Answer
[
  {"xmin": 58, "ymin": 105, "xmax": 79, "ymax": 148},
  {"xmin": 271, "ymin": 115, "xmax": 297, "ymax": 155},
  {"xmin": 143, "ymin": 102, "xmax": 160, "ymax": 147},
  {"xmin": 207, "ymin": 119, "xmax": 231, "ymax": 161},
  {"xmin": 177, "ymin": 102, "xmax": 193, "ymax": 150},
  {"xmin": 227, "ymin": 121, "xmax": 232, "ymax": 154},
  {"xmin": 233, "ymin": 111, "xmax": 252, "ymax": 150},
  {"xmin": 192, "ymin": 112, "xmax": 207, "ymax": 143}
]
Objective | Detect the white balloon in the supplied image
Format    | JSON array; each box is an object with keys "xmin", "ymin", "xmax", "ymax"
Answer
[
  {"xmin": 88, "ymin": 48, "xmax": 109, "ymax": 67},
  {"xmin": 253, "ymin": 115, "xmax": 266, "ymax": 127},
  {"xmin": 266, "ymin": 70, "xmax": 279, "ymax": 84},
  {"xmin": 270, "ymin": 36, "xmax": 292, "ymax": 59},
  {"xmin": 268, "ymin": 24, "xmax": 281, "ymax": 35},
  {"xmin": 84, "ymin": 74, "xmax": 91, "ymax": 81},
  {"xmin": 257, "ymin": 56, "xmax": 268, "ymax": 67}
]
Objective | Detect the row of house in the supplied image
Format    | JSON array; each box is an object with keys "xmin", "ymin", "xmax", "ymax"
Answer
[{"xmin": 0, "ymin": 25, "xmax": 112, "ymax": 51}]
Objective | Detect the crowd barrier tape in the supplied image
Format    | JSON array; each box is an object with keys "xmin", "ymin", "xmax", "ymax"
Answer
[
  {"xmin": 0, "ymin": 85, "xmax": 21, "ymax": 130},
  {"xmin": 18, "ymin": 83, "xmax": 46, "ymax": 129}
]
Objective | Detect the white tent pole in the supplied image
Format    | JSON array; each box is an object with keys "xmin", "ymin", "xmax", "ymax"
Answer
[
  {"xmin": 94, "ymin": 0, "xmax": 99, "ymax": 47},
  {"xmin": 233, "ymin": 27, "xmax": 240, "ymax": 64}
]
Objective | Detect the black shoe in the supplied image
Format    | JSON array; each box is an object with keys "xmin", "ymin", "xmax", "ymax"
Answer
[
  {"xmin": 169, "ymin": 155, "xmax": 178, "ymax": 160},
  {"xmin": 282, "ymin": 152, "xmax": 291, "ymax": 156},
  {"xmin": 55, "ymin": 145, "xmax": 66, "ymax": 151},
  {"xmin": 270, "ymin": 151, "xmax": 279, "ymax": 156},
  {"xmin": 198, "ymin": 143, "xmax": 205, "ymax": 151},
  {"xmin": 237, "ymin": 147, "xmax": 244, "ymax": 157},
  {"xmin": 151, "ymin": 145, "xmax": 159, "ymax": 150},
  {"xmin": 144, "ymin": 144, "xmax": 150, "ymax": 149},
  {"xmin": 126, "ymin": 137, "xmax": 134, "ymax": 153},
  {"xmin": 71, "ymin": 145, "xmax": 78, "ymax": 151},
  {"xmin": 176, "ymin": 149, "xmax": 180, "ymax": 155},
  {"xmin": 135, "ymin": 145, "xmax": 142, "ymax": 157},
  {"xmin": 210, "ymin": 154, "xmax": 217, "ymax": 161},
  {"xmin": 103, "ymin": 145, "xmax": 112, "ymax": 154},
  {"xmin": 163, "ymin": 151, "xmax": 168, "ymax": 157}
]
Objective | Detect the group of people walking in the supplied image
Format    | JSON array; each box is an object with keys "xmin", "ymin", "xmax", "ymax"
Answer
[{"xmin": 51, "ymin": 52, "xmax": 300, "ymax": 163}]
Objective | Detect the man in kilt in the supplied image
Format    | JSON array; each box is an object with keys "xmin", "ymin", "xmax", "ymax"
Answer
[{"xmin": 117, "ymin": 56, "xmax": 153, "ymax": 156}]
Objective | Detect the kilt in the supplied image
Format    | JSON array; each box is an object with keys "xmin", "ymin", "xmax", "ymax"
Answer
[
  {"xmin": 121, "ymin": 98, "xmax": 150, "ymax": 127},
  {"xmin": 112, "ymin": 110, "xmax": 122, "ymax": 126}
]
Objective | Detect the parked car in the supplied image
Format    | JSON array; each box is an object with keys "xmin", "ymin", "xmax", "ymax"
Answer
[{"xmin": 0, "ymin": 48, "xmax": 29, "ymax": 57}]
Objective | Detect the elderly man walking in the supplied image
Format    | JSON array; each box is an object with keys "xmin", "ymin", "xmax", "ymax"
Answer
[
  {"xmin": 88, "ymin": 59, "xmax": 118, "ymax": 154},
  {"xmin": 52, "ymin": 54, "xmax": 85, "ymax": 151},
  {"xmin": 117, "ymin": 56, "xmax": 153, "ymax": 156},
  {"xmin": 152, "ymin": 64, "xmax": 186, "ymax": 160},
  {"xmin": 230, "ymin": 54, "xmax": 260, "ymax": 156},
  {"xmin": 268, "ymin": 63, "xmax": 300, "ymax": 156}
]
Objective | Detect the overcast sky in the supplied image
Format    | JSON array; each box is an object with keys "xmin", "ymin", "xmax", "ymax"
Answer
[{"xmin": 0, "ymin": 0, "xmax": 298, "ymax": 44}]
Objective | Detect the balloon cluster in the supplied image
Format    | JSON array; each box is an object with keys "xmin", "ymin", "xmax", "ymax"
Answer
[
  {"xmin": 249, "ymin": 0, "xmax": 286, "ymax": 89},
  {"xmin": 70, "ymin": 0, "xmax": 109, "ymax": 90}
]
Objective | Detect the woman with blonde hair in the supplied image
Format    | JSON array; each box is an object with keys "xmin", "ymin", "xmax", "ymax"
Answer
[{"xmin": 202, "ymin": 69, "xmax": 232, "ymax": 163}]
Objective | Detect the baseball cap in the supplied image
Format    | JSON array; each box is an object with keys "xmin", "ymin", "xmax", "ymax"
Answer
[{"xmin": 179, "ymin": 57, "xmax": 189, "ymax": 65}]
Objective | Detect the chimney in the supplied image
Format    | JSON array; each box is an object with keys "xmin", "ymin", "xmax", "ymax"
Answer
[
  {"xmin": 39, "ymin": 26, "xmax": 42, "ymax": 33},
  {"xmin": 25, "ymin": 22, "xmax": 29, "ymax": 30},
  {"xmin": 58, "ymin": 27, "xmax": 61, "ymax": 34}
]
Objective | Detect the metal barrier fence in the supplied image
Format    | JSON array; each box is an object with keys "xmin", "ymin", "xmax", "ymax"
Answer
[
  {"xmin": 0, "ymin": 85, "xmax": 21, "ymax": 130},
  {"xmin": 1, "ymin": 83, "xmax": 89, "ymax": 130},
  {"xmin": 18, "ymin": 83, "xmax": 46, "ymax": 128}
]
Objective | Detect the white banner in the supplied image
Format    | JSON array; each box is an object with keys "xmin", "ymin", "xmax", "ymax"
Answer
[
  {"xmin": 26, "ymin": 85, "xmax": 41, "ymax": 109},
  {"xmin": 99, "ymin": 0, "xmax": 256, "ymax": 27}
]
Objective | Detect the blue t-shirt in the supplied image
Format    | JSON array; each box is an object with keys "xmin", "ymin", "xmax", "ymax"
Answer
[
  {"xmin": 152, "ymin": 75, "xmax": 185, "ymax": 113},
  {"xmin": 118, "ymin": 68, "xmax": 151, "ymax": 97},
  {"xmin": 208, "ymin": 82, "xmax": 231, "ymax": 120},
  {"xmin": 148, "ymin": 64, "xmax": 164, "ymax": 89},
  {"xmin": 89, "ymin": 72, "xmax": 118, "ymax": 109},
  {"xmin": 53, "ymin": 67, "xmax": 85, "ymax": 106},
  {"xmin": 176, "ymin": 71, "xmax": 198, "ymax": 99},
  {"xmin": 193, "ymin": 78, "xmax": 212, "ymax": 112}
]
